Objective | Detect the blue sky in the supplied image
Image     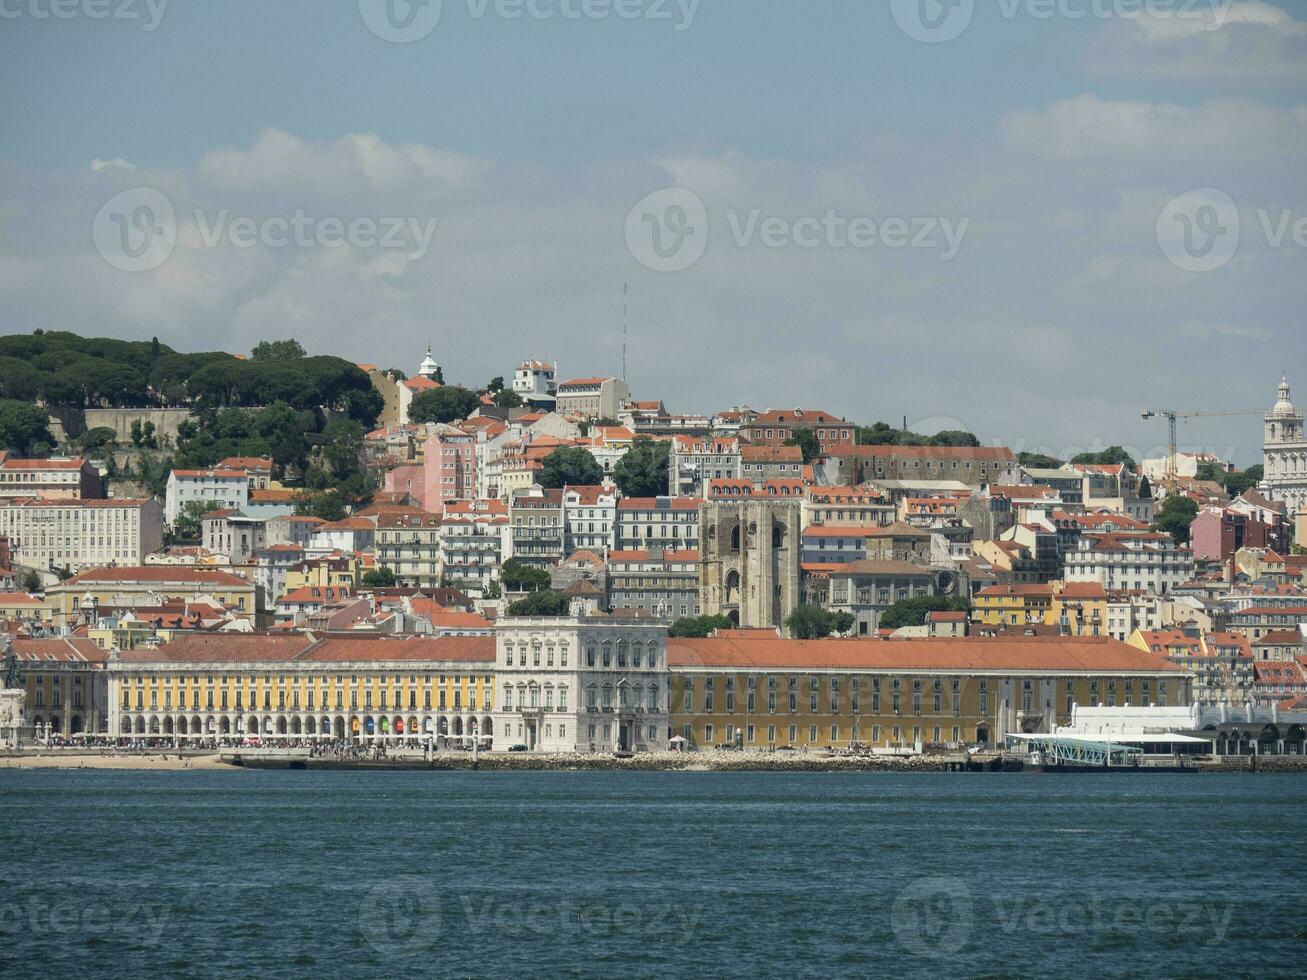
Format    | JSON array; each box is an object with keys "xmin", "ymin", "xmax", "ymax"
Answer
[{"xmin": 2, "ymin": 0, "xmax": 1305, "ymax": 465}]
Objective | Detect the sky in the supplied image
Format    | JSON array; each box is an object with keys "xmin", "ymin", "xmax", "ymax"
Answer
[{"xmin": 1, "ymin": 0, "xmax": 1304, "ymax": 466}]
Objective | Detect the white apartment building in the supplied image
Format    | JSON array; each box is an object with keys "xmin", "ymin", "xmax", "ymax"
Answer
[
  {"xmin": 440, "ymin": 500, "xmax": 509, "ymax": 596},
  {"xmin": 0, "ymin": 498, "xmax": 164, "ymax": 571},
  {"xmin": 492, "ymin": 608, "xmax": 669, "ymax": 753},
  {"xmin": 1064, "ymin": 533, "xmax": 1195, "ymax": 596},
  {"xmin": 562, "ymin": 485, "xmax": 618, "ymax": 556},
  {"xmin": 512, "ymin": 359, "xmax": 558, "ymax": 408},
  {"xmin": 615, "ymin": 497, "xmax": 700, "ymax": 551},
  {"xmin": 165, "ymin": 468, "xmax": 250, "ymax": 526}
]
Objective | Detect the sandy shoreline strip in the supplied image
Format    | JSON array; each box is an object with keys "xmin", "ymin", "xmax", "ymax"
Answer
[{"xmin": 2, "ymin": 753, "xmax": 232, "ymax": 771}]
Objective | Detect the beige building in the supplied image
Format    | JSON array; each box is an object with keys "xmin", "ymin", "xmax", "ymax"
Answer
[
  {"xmin": 0, "ymin": 497, "xmax": 163, "ymax": 572},
  {"xmin": 46, "ymin": 566, "xmax": 257, "ymax": 627},
  {"xmin": 555, "ymin": 377, "xmax": 630, "ymax": 419}
]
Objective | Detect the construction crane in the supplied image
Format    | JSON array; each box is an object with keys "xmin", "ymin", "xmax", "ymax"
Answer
[{"xmin": 1140, "ymin": 408, "xmax": 1261, "ymax": 479}]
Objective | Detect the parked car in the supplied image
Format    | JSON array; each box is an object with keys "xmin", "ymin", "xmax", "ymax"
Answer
[{"xmin": 507, "ymin": 743, "xmax": 528, "ymax": 752}]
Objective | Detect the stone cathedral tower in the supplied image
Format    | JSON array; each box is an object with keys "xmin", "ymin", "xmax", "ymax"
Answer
[
  {"xmin": 699, "ymin": 499, "xmax": 802, "ymax": 633},
  {"xmin": 1263, "ymin": 377, "xmax": 1307, "ymax": 513}
]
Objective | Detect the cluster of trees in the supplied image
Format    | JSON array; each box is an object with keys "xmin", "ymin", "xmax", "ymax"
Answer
[
  {"xmin": 1196, "ymin": 462, "xmax": 1263, "ymax": 498},
  {"xmin": 0, "ymin": 400, "xmax": 55, "ymax": 455},
  {"xmin": 668, "ymin": 614, "xmax": 734, "ymax": 638},
  {"xmin": 856, "ymin": 422, "xmax": 980, "ymax": 447},
  {"xmin": 1017, "ymin": 451, "xmax": 1064, "ymax": 469},
  {"xmin": 1152, "ymin": 495, "xmax": 1200, "ymax": 545},
  {"xmin": 0, "ymin": 331, "xmax": 381, "ymax": 424},
  {"xmin": 1069, "ymin": 447, "xmax": 1135, "ymax": 470},
  {"xmin": 500, "ymin": 559, "xmax": 551, "ymax": 592},
  {"xmin": 507, "ymin": 591, "xmax": 572, "ymax": 616},
  {"xmin": 408, "ymin": 386, "xmax": 482, "ymax": 425},
  {"xmin": 783, "ymin": 605, "xmax": 856, "ymax": 639},
  {"xmin": 534, "ymin": 438, "xmax": 671, "ymax": 497},
  {"xmin": 878, "ymin": 595, "xmax": 971, "ymax": 630}
]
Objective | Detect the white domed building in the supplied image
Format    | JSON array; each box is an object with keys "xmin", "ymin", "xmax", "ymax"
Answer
[{"xmin": 1262, "ymin": 377, "xmax": 1307, "ymax": 513}]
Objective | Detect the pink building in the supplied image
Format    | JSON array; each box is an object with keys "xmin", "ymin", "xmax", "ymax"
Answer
[
  {"xmin": 420, "ymin": 425, "xmax": 477, "ymax": 515},
  {"xmin": 384, "ymin": 464, "xmax": 427, "ymax": 507}
]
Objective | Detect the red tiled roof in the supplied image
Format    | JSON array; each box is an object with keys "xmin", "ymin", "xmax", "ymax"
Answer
[
  {"xmin": 13, "ymin": 638, "xmax": 107, "ymax": 664},
  {"xmin": 668, "ymin": 636, "xmax": 1184, "ymax": 673},
  {"xmin": 65, "ymin": 567, "xmax": 251, "ymax": 587}
]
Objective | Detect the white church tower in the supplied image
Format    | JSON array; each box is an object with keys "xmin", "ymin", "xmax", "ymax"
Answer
[
  {"xmin": 1262, "ymin": 376, "xmax": 1307, "ymax": 512},
  {"xmin": 417, "ymin": 345, "xmax": 442, "ymax": 382}
]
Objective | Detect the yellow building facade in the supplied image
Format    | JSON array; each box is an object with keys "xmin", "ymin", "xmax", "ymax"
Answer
[
  {"xmin": 971, "ymin": 584, "xmax": 1054, "ymax": 627},
  {"xmin": 108, "ymin": 634, "xmax": 496, "ymax": 741}
]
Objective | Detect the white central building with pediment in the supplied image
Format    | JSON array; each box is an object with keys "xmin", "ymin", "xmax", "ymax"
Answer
[{"xmin": 492, "ymin": 605, "xmax": 670, "ymax": 753}]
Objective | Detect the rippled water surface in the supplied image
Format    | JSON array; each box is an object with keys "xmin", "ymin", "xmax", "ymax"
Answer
[{"xmin": 2, "ymin": 769, "xmax": 1304, "ymax": 977}]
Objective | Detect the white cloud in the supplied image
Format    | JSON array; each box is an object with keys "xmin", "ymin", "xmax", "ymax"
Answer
[
  {"xmin": 1176, "ymin": 319, "xmax": 1273, "ymax": 340},
  {"xmin": 1090, "ymin": 1, "xmax": 1307, "ymax": 81},
  {"xmin": 197, "ymin": 128, "xmax": 488, "ymax": 198},
  {"xmin": 1001, "ymin": 95, "xmax": 1307, "ymax": 159},
  {"xmin": 90, "ymin": 158, "xmax": 137, "ymax": 175}
]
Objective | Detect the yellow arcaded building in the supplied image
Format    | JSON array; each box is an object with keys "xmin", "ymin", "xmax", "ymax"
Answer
[{"xmin": 108, "ymin": 633, "xmax": 496, "ymax": 742}]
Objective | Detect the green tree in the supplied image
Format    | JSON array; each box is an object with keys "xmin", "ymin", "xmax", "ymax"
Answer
[
  {"xmin": 1019, "ymin": 452, "xmax": 1064, "ymax": 469},
  {"xmin": 173, "ymin": 500, "xmax": 223, "ymax": 541},
  {"xmin": 493, "ymin": 388, "xmax": 523, "ymax": 408},
  {"xmin": 251, "ymin": 339, "xmax": 307, "ymax": 361},
  {"xmin": 1152, "ymin": 494, "xmax": 1199, "ymax": 545},
  {"xmin": 507, "ymin": 591, "xmax": 572, "ymax": 617},
  {"xmin": 879, "ymin": 595, "xmax": 971, "ymax": 630},
  {"xmin": 362, "ymin": 567, "xmax": 397, "ymax": 588},
  {"xmin": 538, "ymin": 447, "xmax": 603, "ymax": 489},
  {"xmin": 1070, "ymin": 446, "xmax": 1136, "ymax": 471},
  {"xmin": 930, "ymin": 430, "xmax": 981, "ymax": 448},
  {"xmin": 0, "ymin": 400, "xmax": 55, "ymax": 454},
  {"xmin": 22, "ymin": 570, "xmax": 42, "ymax": 593},
  {"xmin": 830, "ymin": 611, "xmax": 855, "ymax": 636},
  {"xmin": 487, "ymin": 376, "xmax": 505, "ymax": 392},
  {"xmin": 295, "ymin": 488, "xmax": 349, "ymax": 522},
  {"xmin": 613, "ymin": 437, "xmax": 670, "ymax": 497},
  {"xmin": 784, "ymin": 604, "xmax": 838, "ymax": 639},
  {"xmin": 667, "ymin": 614, "xmax": 734, "ymax": 638},
  {"xmin": 408, "ymin": 386, "xmax": 480, "ymax": 424},
  {"xmin": 785, "ymin": 428, "xmax": 820, "ymax": 463},
  {"xmin": 79, "ymin": 426, "xmax": 118, "ymax": 455},
  {"xmin": 500, "ymin": 559, "xmax": 552, "ymax": 592}
]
